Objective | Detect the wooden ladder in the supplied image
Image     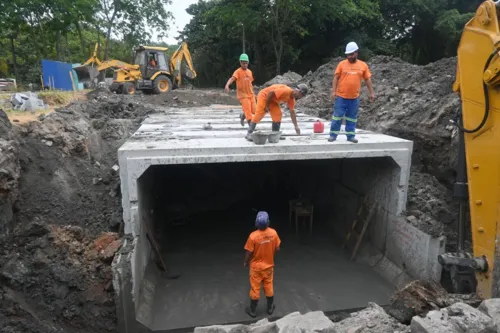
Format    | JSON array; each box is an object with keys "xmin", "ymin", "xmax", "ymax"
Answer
[{"xmin": 342, "ymin": 198, "xmax": 377, "ymax": 260}]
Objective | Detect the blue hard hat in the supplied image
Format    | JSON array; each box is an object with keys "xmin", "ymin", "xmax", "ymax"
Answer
[{"xmin": 255, "ymin": 211, "xmax": 270, "ymax": 229}]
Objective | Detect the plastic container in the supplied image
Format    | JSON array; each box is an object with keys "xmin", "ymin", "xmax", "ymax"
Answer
[
  {"xmin": 313, "ymin": 120, "xmax": 325, "ymax": 133},
  {"xmin": 268, "ymin": 131, "xmax": 282, "ymax": 143},
  {"xmin": 252, "ymin": 132, "xmax": 268, "ymax": 145}
]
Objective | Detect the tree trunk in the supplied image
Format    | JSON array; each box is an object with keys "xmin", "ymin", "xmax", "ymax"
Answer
[
  {"xmin": 56, "ymin": 30, "xmax": 62, "ymax": 61},
  {"xmin": 75, "ymin": 22, "xmax": 86, "ymax": 59},
  {"xmin": 9, "ymin": 35, "xmax": 18, "ymax": 82},
  {"xmin": 96, "ymin": 24, "xmax": 102, "ymax": 59},
  {"xmin": 65, "ymin": 32, "xmax": 70, "ymax": 62},
  {"xmin": 277, "ymin": 39, "xmax": 283, "ymax": 75},
  {"xmin": 104, "ymin": 25, "xmax": 112, "ymax": 60}
]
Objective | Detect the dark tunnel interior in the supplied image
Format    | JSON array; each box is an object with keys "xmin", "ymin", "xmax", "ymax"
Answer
[{"xmin": 135, "ymin": 157, "xmax": 398, "ymax": 330}]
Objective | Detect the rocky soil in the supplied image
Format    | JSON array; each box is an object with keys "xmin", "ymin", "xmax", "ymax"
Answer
[{"xmin": 194, "ymin": 297, "xmax": 500, "ymax": 333}]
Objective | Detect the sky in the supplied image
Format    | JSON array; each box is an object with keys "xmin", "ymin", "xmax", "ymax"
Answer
[{"xmin": 165, "ymin": 0, "xmax": 198, "ymax": 44}]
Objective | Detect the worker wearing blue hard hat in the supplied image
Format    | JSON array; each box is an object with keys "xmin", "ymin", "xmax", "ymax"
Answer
[{"xmin": 243, "ymin": 211, "xmax": 281, "ymax": 318}]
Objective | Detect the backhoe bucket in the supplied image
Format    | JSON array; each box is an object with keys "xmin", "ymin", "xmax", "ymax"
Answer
[
  {"xmin": 73, "ymin": 65, "xmax": 100, "ymax": 83},
  {"xmin": 184, "ymin": 69, "xmax": 196, "ymax": 79}
]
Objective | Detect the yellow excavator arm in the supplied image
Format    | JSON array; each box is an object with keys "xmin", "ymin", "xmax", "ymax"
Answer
[
  {"xmin": 169, "ymin": 42, "xmax": 197, "ymax": 86},
  {"xmin": 438, "ymin": 0, "xmax": 500, "ymax": 299},
  {"xmin": 75, "ymin": 43, "xmax": 140, "ymax": 82}
]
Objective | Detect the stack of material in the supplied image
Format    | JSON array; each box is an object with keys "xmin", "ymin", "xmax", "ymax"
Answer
[{"xmin": 10, "ymin": 92, "xmax": 48, "ymax": 111}]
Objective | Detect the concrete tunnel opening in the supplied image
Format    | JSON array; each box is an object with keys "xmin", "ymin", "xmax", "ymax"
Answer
[{"xmin": 133, "ymin": 156, "xmax": 404, "ymax": 331}]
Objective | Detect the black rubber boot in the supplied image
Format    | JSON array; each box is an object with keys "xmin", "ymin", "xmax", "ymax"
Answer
[
  {"xmin": 347, "ymin": 137, "xmax": 358, "ymax": 143},
  {"xmin": 266, "ymin": 296, "xmax": 275, "ymax": 315},
  {"xmin": 240, "ymin": 112, "xmax": 245, "ymax": 126},
  {"xmin": 246, "ymin": 122, "xmax": 257, "ymax": 141},
  {"xmin": 328, "ymin": 136, "xmax": 337, "ymax": 142},
  {"xmin": 246, "ymin": 299, "xmax": 258, "ymax": 318},
  {"xmin": 272, "ymin": 122, "xmax": 281, "ymax": 132}
]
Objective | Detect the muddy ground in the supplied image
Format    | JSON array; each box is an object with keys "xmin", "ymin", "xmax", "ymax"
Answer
[{"xmin": 0, "ymin": 55, "xmax": 464, "ymax": 332}]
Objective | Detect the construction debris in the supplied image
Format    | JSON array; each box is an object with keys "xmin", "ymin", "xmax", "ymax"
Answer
[
  {"xmin": 195, "ymin": 311, "xmax": 338, "ymax": 333},
  {"xmin": 333, "ymin": 303, "xmax": 410, "ymax": 333},
  {"xmin": 479, "ymin": 299, "xmax": 500, "ymax": 330},
  {"xmin": 387, "ymin": 280, "xmax": 451, "ymax": 324},
  {"xmin": 10, "ymin": 92, "xmax": 49, "ymax": 111},
  {"xmin": 410, "ymin": 302, "xmax": 497, "ymax": 333}
]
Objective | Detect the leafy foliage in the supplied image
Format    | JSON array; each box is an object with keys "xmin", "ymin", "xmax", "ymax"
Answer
[{"xmin": 0, "ymin": 0, "xmax": 486, "ymax": 87}]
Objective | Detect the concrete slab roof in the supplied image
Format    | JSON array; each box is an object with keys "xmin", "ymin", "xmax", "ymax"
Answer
[{"xmin": 119, "ymin": 104, "xmax": 413, "ymax": 156}]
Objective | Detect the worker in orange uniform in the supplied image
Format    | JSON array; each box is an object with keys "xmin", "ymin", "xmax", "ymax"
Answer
[
  {"xmin": 329, "ymin": 41, "xmax": 375, "ymax": 143},
  {"xmin": 245, "ymin": 83, "xmax": 308, "ymax": 141},
  {"xmin": 244, "ymin": 211, "xmax": 281, "ymax": 318},
  {"xmin": 225, "ymin": 53, "xmax": 256, "ymax": 127}
]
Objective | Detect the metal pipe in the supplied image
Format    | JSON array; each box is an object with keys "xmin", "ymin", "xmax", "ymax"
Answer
[{"xmin": 458, "ymin": 203, "xmax": 466, "ymax": 252}]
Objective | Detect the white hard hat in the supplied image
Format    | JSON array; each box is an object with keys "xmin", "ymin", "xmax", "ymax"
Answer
[{"xmin": 345, "ymin": 42, "xmax": 359, "ymax": 54}]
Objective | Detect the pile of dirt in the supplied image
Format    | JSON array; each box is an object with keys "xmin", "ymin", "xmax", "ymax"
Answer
[
  {"xmin": 297, "ymin": 55, "xmax": 460, "ymax": 183},
  {"xmin": 0, "ymin": 110, "xmax": 20, "ymax": 236},
  {"xmin": 0, "ymin": 89, "xmax": 166, "ymax": 332},
  {"xmin": 261, "ymin": 70, "xmax": 303, "ymax": 88},
  {"xmin": 0, "ymin": 221, "xmax": 120, "ymax": 333}
]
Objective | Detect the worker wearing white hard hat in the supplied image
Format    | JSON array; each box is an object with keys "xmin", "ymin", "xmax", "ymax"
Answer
[
  {"xmin": 329, "ymin": 41, "xmax": 375, "ymax": 143},
  {"xmin": 345, "ymin": 42, "xmax": 359, "ymax": 54}
]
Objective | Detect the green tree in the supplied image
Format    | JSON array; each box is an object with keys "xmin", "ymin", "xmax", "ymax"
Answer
[{"xmin": 95, "ymin": 0, "xmax": 173, "ymax": 60}]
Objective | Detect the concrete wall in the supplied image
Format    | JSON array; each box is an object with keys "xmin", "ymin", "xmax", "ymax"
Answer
[
  {"xmin": 326, "ymin": 157, "xmax": 400, "ymax": 248},
  {"xmin": 133, "ymin": 168, "xmax": 154, "ymax": 324},
  {"xmin": 324, "ymin": 156, "xmax": 445, "ymax": 287}
]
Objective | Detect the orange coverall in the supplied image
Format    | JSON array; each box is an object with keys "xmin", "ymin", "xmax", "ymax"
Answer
[
  {"xmin": 244, "ymin": 227, "xmax": 281, "ymax": 300},
  {"xmin": 252, "ymin": 84, "xmax": 296, "ymax": 123},
  {"xmin": 232, "ymin": 67, "xmax": 256, "ymax": 121}
]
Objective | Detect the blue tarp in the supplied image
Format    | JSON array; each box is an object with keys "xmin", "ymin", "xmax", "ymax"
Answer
[{"xmin": 42, "ymin": 59, "xmax": 77, "ymax": 91}]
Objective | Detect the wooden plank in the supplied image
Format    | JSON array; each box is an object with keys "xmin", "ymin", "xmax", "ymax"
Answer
[
  {"xmin": 143, "ymin": 218, "xmax": 168, "ymax": 272},
  {"xmin": 342, "ymin": 198, "xmax": 366, "ymax": 249},
  {"xmin": 350, "ymin": 203, "xmax": 377, "ymax": 260}
]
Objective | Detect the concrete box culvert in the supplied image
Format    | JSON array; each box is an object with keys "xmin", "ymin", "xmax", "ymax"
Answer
[{"xmin": 114, "ymin": 105, "xmax": 443, "ymax": 332}]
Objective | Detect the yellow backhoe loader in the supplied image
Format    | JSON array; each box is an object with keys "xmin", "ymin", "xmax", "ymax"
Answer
[
  {"xmin": 74, "ymin": 42, "xmax": 197, "ymax": 94},
  {"xmin": 438, "ymin": 0, "xmax": 500, "ymax": 299}
]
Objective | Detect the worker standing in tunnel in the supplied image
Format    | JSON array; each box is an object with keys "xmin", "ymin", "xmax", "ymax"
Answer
[
  {"xmin": 225, "ymin": 54, "xmax": 257, "ymax": 127},
  {"xmin": 245, "ymin": 83, "xmax": 308, "ymax": 141},
  {"xmin": 244, "ymin": 211, "xmax": 281, "ymax": 318}
]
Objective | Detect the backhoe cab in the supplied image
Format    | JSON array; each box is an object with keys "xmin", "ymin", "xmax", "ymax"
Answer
[
  {"xmin": 74, "ymin": 42, "xmax": 197, "ymax": 95},
  {"xmin": 114, "ymin": 45, "xmax": 173, "ymax": 94}
]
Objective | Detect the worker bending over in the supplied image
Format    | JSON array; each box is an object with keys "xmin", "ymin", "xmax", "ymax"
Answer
[
  {"xmin": 225, "ymin": 54, "xmax": 256, "ymax": 127},
  {"xmin": 246, "ymin": 83, "xmax": 308, "ymax": 141},
  {"xmin": 329, "ymin": 42, "xmax": 375, "ymax": 143},
  {"xmin": 244, "ymin": 211, "xmax": 281, "ymax": 318}
]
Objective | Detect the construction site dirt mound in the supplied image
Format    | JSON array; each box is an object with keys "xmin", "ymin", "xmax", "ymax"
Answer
[
  {"xmin": 0, "ymin": 93, "xmax": 168, "ymax": 332},
  {"xmin": 0, "ymin": 221, "xmax": 119, "ymax": 332},
  {"xmin": 262, "ymin": 70, "xmax": 303, "ymax": 87},
  {"xmin": 296, "ymin": 55, "xmax": 460, "ymax": 183}
]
